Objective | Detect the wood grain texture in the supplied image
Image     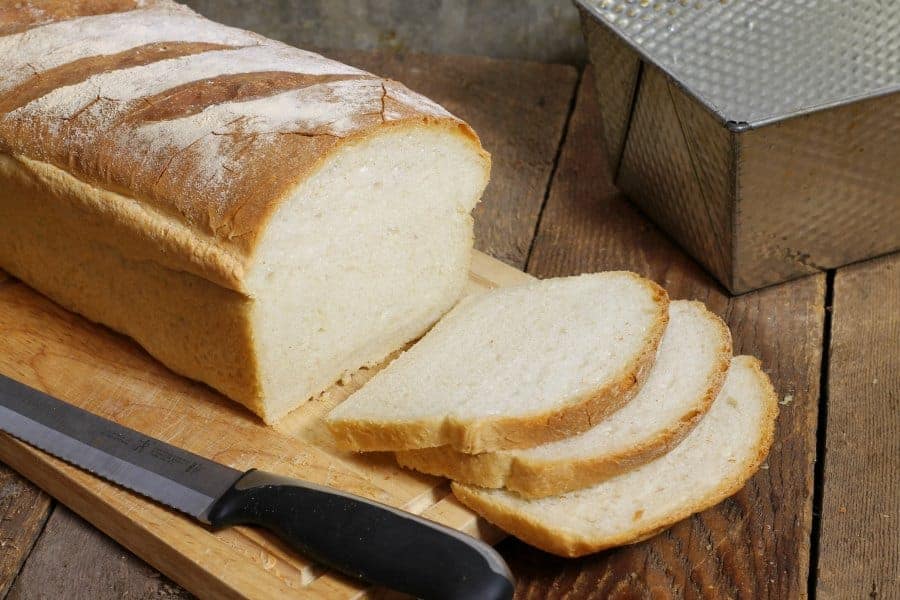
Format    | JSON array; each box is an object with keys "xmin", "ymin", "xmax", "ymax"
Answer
[
  {"xmin": 816, "ymin": 253, "xmax": 900, "ymax": 600},
  {"xmin": 327, "ymin": 49, "xmax": 578, "ymax": 269},
  {"xmin": 0, "ymin": 465, "xmax": 52, "ymax": 599},
  {"xmin": 496, "ymin": 67, "xmax": 825, "ymax": 599},
  {"xmin": 0, "ymin": 251, "xmax": 525, "ymax": 600},
  {"xmin": 7, "ymin": 506, "xmax": 192, "ymax": 600}
]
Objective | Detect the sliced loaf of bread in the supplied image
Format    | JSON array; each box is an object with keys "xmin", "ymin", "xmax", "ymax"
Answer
[
  {"xmin": 326, "ymin": 273, "xmax": 669, "ymax": 453},
  {"xmin": 396, "ymin": 300, "xmax": 732, "ymax": 497},
  {"xmin": 452, "ymin": 356, "xmax": 778, "ymax": 557},
  {"xmin": 0, "ymin": 2, "xmax": 492, "ymax": 423}
]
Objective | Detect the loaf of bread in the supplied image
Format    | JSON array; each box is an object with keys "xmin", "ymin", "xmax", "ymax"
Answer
[
  {"xmin": 0, "ymin": 1, "xmax": 490, "ymax": 422},
  {"xmin": 326, "ymin": 273, "xmax": 669, "ymax": 453},
  {"xmin": 396, "ymin": 300, "xmax": 732, "ymax": 497}
]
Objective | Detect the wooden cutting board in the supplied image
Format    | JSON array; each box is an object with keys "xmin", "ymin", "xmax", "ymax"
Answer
[{"xmin": 0, "ymin": 251, "xmax": 531, "ymax": 599}]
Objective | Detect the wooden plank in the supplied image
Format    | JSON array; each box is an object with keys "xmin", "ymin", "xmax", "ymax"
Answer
[
  {"xmin": 0, "ymin": 251, "xmax": 530, "ymax": 600},
  {"xmin": 6, "ymin": 506, "xmax": 191, "ymax": 600},
  {"xmin": 327, "ymin": 50, "xmax": 579, "ymax": 269},
  {"xmin": 0, "ymin": 465, "xmax": 52, "ymax": 599},
  {"xmin": 816, "ymin": 253, "xmax": 900, "ymax": 599},
  {"xmin": 499, "ymin": 67, "xmax": 825, "ymax": 599}
]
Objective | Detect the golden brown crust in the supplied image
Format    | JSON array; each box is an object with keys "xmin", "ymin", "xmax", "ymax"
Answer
[
  {"xmin": 397, "ymin": 446, "xmax": 515, "ymax": 489},
  {"xmin": 126, "ymin": 71, "xmax": 362, "ymax": 123},
  {"xmin": 327, "ymin": 276, "xmax": 670, "ymax": 453},
  {"xmin": 0, "ymin": 41, "xmax": 237, "ymax": 114},
  {"xmin": 0, "ymin": 153, "xmax": 264, "ymax": 414},
  {"xmin": 396, "ymin": 301, "xmax": 733, "ymax": 497},
  {"xmin": 6, "ymin": 153, "xmax": 248, "ymax": 291},
  {"xmin": 451, "ymin": 356, "xmax": 780, "ymax": 557}
]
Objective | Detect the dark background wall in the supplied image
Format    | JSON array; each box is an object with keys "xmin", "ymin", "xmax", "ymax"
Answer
[{"xmin": 182, "ymin": 0, "xmax": 586, "ymax": 64}]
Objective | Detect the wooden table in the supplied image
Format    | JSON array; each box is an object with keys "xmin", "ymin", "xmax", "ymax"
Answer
[{"xmin": 1, "ymin": 51, "xmax": 897, "ymax": 600}]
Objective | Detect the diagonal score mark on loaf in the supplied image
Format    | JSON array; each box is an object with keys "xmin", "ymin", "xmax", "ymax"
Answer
[
  {"xmin": 0, "ymin": 7, "xmax": 261, "ymax": 95},
  {"xmin": 0, "ymin": 42, "xmax": 239, "ymax": 114},
  {"xmin": 118, "ymin": 71, "xmax": 382, "ymax": 194},
  {"xmin": 126, "ymin": 72, "xmax": 370, "ymax": 124},
  {"xmin": 0, "ymin": 0, "xmax": 172, "ymax": 36}
]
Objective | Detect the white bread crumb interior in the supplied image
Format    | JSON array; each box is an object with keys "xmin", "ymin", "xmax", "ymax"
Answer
[
  {"xmin": 326, "ymin": 272, "xmax": 668, "ymax": 451},
  {"xmin": 395, "ymin": 300, "xmax": 732, "ymax": 497}
]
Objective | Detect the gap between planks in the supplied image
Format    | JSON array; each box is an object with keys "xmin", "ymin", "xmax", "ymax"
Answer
[
  {"xmin": 814, "ymin": 253, "xmax": 900, "ymax": 599},
  {"xmin": 0, "ymin": 466, "xmax": 54, "ymax": 600},
  {"xmin": 524, "ymin": 66, "xmax": 584, "ymax": 272},
  {"xmin": 808, "ymin": 268, "xmax": 835, "ymax": 600}
]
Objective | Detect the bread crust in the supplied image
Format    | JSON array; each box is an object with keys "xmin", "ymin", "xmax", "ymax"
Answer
[
  {"xmin": 0, "ymin": 152, "xmax": 264, "ymax": 414},
  {"xmin": 395, "ymin": 301, "xmax": 732, "ymax": 497},
  {"xmin": 451, "ymin": 356, "xmax": 779, "ymax": 557},
  {"xmin": 327, "ymin": 275, "xmax": 670, "ymax": 453}
]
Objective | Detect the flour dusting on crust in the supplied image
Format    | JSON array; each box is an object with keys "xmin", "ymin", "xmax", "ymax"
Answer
[
  {"xmin": 11, "ymin": 44, "xmax": 366, "ymax": 126},
  {"xmin": 0, "ymin": 7, "xmax": 258, "ymax": 94},
  {"xmin": 139, "ymin": 79, "xmax": 385, "ymax": 140},
  {"xmin": 130, "ymin": 79, "xmax": 384, "ymax": 192},
  {"xmin": 125, "ymin": 77, "xmax": 458, "ymax": 199},
  {"xmin": 383, "ymin": 81, "xmax": 453, "ymax": 120}
]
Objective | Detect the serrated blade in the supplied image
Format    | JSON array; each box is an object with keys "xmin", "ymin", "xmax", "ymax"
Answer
[{"xmin": 0, "ymin": 373, "xmax": 243, "ymax": 522}]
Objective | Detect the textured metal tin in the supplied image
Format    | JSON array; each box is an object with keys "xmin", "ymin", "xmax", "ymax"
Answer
[
  {"xmin": 576, "ymin": 0, "xmax": 900, "ymax": 129},
  {"xmin": 580, "ymin": 14, "xmax": 641, "ymax": 172},
  {"xmin": 577, "ymin": 1, "xmax": 900, "ymax": 293},
  {"xmin": 616, "ymin": 63, "xmax": 735, "ymax": 284},
  {"xmin": 735, "ymin": 92, "xmax": 900, "ymax": 292}
]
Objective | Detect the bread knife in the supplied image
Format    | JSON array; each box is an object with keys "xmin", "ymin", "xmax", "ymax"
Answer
[{"xmin": 0, "ymin": 373, "xmax": 514, "ymax": 600}]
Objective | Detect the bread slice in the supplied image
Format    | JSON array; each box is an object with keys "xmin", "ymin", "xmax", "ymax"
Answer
[
  {"xmin": 326, "ymin": 272, "xmax": 669, "ymax": 453},
  {"xmin": 396, "ymin": 300, "xmax": 731, "ymax": 497},
  {"xmin": 452, "ymin": 356, "xmax": 778, "ymax": 557},
  {"xmin": 0, "ymin": 2, "xmax": 490, "ymax": 423}
]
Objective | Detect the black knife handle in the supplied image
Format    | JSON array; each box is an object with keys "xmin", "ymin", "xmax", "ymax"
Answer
[{"xmin": 206, "ymin": 469, "xmax": 514, "ymax": 600}]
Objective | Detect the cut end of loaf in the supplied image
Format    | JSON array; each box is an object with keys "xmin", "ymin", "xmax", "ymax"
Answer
[
  {"xmin": 327, "ymin": 272, "xmax": 670, "ymax": 452},
  {"xmin": 451, "ymin": 355, "xmax": 779, "ymax": 557},
  {"xmin": 246, "ymin": 123, "xmax": 490, "ymax": 423}
]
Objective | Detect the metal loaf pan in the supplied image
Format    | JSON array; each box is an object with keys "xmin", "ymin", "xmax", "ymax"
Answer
[{"xmin": 576, "ymin": 0, "xmax": 900, "ymax": 293}]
